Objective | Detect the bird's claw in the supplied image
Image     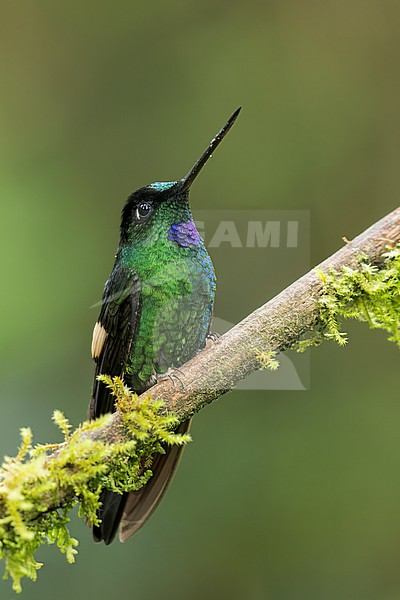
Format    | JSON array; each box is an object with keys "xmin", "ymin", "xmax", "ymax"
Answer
[
  {"xmin": 206, "ymin": 332, "xmax": 221, "ymax": 346},
  {"xmin": 157, "ymin": 367, "xmax": 185, "ymax": 390}
]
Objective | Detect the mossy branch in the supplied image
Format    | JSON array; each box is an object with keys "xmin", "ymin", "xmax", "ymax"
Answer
[
  {"xmin": 1, "ymin": 207, "xmax": 400, "ymax": 592},
  {"xmin": 0, "ymin": 376, "xmax": 191, "ymax": 593}
]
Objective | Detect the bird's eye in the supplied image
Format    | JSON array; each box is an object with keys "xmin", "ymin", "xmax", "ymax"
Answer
[{"xmin": 136, "ymin": 202, "xmax": 152, "ymax": 220}]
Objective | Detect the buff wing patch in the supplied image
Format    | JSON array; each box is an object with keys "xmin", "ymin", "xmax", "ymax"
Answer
[{"xmin": 91, "ymin": 321, "xmax": 108, "ymax": 360}]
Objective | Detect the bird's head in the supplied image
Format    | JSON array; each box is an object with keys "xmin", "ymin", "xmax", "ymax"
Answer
[{"xmin": 119, "ymin": 108, "xmax": 241, "ymax": 246}]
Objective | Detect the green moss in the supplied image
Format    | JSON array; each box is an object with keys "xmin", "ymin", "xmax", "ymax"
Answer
[
  {"xmin": 255, "ymin": 349, "xmax": 280, "ymax": 371},
  {"xmin": 293, "ymin": 244, "xmax": 400, "ymax": 351},
  {"xmin": 0, "ymin": 377, "xmax": 190, "ymax": 593}
]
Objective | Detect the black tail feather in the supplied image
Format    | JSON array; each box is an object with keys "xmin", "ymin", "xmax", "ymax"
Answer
[{"xmin": 93, "ymin": 490, "xmax": 128, "ymax": 545}]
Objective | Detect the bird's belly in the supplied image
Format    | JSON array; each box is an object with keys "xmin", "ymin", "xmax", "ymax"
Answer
[{"xmin": 126, "ymin": 267, "xmax": 215, "ymax": 392}]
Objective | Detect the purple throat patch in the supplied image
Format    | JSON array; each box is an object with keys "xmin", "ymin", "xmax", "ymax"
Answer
[{"xmin": 167, "ymin": 220, "xmax": 200, "ymax": 247}]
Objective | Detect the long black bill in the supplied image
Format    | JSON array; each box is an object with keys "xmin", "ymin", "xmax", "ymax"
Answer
[{"xmin": 180, "ymin": 107, "xmax": 241, "ymax": 191}]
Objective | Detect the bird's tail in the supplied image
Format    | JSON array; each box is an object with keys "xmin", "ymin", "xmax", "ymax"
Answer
[
  {"xmin": 93, "ymin": 419, "xmax": 191, "ymax": 544},
  {"xmin": 92, "ymin": 490, "xmax": 127, "ymax": 545}
]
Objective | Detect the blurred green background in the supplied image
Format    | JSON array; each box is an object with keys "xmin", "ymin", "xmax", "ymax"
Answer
[{"xmin": 1, "ymin": 1, "xmax": 400, "ymax": 598}]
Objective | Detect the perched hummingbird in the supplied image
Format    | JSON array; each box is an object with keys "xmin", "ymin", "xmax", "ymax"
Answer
[{"xmin": 89, "ymin": 108, "xmax": 241, "ymax": 544}]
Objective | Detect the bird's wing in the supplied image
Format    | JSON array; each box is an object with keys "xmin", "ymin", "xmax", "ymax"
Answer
[{"xmin": 89, "ymin": 262, "xmax": 141, "ymax": 419}]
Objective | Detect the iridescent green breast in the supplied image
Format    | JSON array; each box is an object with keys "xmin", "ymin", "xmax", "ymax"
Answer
[{"xmin": 122, "ymin": 226, "xmax": 215, "ymax": 391}]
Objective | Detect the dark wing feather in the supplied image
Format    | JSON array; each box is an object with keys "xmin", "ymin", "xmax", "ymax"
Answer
[
  {"xmin": 89, "ymin": 262, "xmax": 141, "ymax": 545},
  {"xmin": 89, "ymin": 263, "xmax": 141, "ymax": 419}
]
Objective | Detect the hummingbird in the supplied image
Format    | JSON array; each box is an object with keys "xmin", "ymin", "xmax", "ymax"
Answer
[{"xmin": 89, "ymin": 107, "xmax": 241, "ymax": 544}]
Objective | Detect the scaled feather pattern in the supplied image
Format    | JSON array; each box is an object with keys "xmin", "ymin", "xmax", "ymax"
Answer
[{"xmin": 167, "ymin": 221, "xmax": 201, "ymax": 247}]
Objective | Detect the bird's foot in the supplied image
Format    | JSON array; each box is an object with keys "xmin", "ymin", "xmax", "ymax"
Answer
[
  {"xmin": 157, "ymin": 367, "xmax": 185, "ymax": 390},
  {"xmin": 206, "ymin": 332, "xmax": 221, "ymax": 347}
]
